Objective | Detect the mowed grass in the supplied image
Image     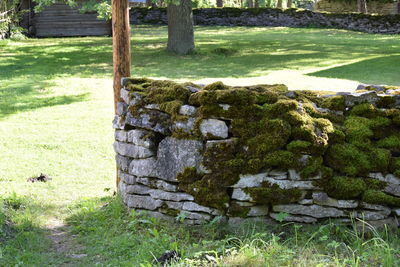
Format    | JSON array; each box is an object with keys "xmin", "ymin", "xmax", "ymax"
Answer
[{"xmin": 0, "ymin": 25, "xmax": 400, "ymax": 266}]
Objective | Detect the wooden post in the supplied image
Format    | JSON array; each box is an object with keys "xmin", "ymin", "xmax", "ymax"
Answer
[
  {"xmin": 112, "ymin": 0, "xmax": 131, "ymax": 187},
  {"xmin": 112, "ymin": 0, "xmax": 131, "ymax": 113}
]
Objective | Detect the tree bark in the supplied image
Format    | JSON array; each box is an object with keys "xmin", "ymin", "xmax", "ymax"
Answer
[
  {"xmin": 277, "ymin": 0, "xmax": 283, "ymax": 9},
  {"xmin": 254, "ymin": 0, "xmax": 259, "ymax": 8},
  {"xmin": 217, "ymin": 0, "xmax": 223, "ymax": 8},
  {"xmin": 287, "ymin": 0, "xmax": 292, "ymax": 8},
  {"xmin": 357, "ymin": 0, "xmax": 368, "ymax": 13},
  {"xmin": 248, "ymin": 0, "xmax": 254, "ymax": 8},
  {"xmin": 167, "ymin": 0, "xmax": 195, "ymax": 55}
]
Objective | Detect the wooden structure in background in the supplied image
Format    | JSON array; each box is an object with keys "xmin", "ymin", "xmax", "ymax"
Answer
[{"xmin": 20, "ymin": 0, "xmax": 111, "ymax": 37}]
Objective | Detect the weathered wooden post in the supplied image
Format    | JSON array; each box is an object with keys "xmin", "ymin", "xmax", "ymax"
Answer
[{"xmin": 112, "ymin": 0, "xmax": 131, "ymax": 186}]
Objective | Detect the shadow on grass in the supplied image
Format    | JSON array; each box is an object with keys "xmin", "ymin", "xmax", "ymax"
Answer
[
  {"xmin": 308, "ymin": 55, "xmax": 400, "ymax": 86},
  {"xmin": 0, "ymin": 194, "xmax": 66, "ymax": 266},
  {"xmin": 0, "ymin": 79, "xmax": 89, "ymax": 118}
]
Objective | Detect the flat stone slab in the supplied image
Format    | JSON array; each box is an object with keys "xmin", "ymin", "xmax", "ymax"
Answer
[
  {"xmin": 125, "ymin": 195, "xmax": 163, "ymax": 210},
  {"xmin": 199, "ymin": 119, "xmax": 229, "ymax": 139},
  {"xmin": 127, "ymin": 129, "xmax": 155, "ymax": 148},
  {"xmin": 129, "ymin": 137, "xmax": 204, "ymax": 181},
  {"xmin": 114, "ymin": 142, "xmax": 154, "ymax": 159},
  {"xmin": 270, "ymin": 212, "xmax": 317, "ymax": 223},
  {"xmin": 312, "ymin": 192, "xmax": 358, "ymax": 209},
  {"xmin": 125, "ymin": 111, "xmax": 171, "ymax": 135},
  {"xmin": 273, "ymin": 204, "xmax": 344, "ymax": 218}
]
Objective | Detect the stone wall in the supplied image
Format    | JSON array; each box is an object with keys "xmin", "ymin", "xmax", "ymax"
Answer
[
  {"xmin": 130, "ymin": 7, "xmax": 400, "ymax": 34},
  {"xmin": 316, "ymin": 0, "xmax": 399, "ymax": 15},
  {"xmin": 114, "ymin": 78, "xmax": 400, "ymax": 226}
]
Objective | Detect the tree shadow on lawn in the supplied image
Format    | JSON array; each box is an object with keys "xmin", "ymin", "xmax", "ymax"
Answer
[
  {"xmin": 0, "ymin": 79, "xmax": 89, "ymax": 119},
  {"xmin": 307, "ymin": 55, "xmax": 400, "ymax": 86},
  {"xmin": 0, "ymin": 195, "xmax": 70, "ymax": 266}
]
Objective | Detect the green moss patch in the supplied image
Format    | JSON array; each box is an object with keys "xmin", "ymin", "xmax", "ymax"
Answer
[{"xmin": 244, "ymin": 182, "xmax": 304, "ymax": 205}]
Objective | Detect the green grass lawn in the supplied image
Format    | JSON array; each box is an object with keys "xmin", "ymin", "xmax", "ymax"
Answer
[{"xmin": 1, "ymin": 25, "xmax": 400, "ymax": 266}]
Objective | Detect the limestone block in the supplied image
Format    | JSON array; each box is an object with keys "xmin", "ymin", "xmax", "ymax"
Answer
[
  {"xmin": 369, "ymin": 173, "xmax": 400, "ymax": 185},
  {"xmin": 179, "ymin": 105, "xmax": 197, "ymax": 116},
  {"xmin": 149, "ymin": 190, "xmax": 194, "ymax": 202},
  {"xmin": 129, "ymin": 137, "xmax": 204, "ymax": 182},
  {"xmin": 199, "ymin": 119, "xmax": 229, "ymax": 139},
  {"xmin": 112, "ymin": 115, "xmax": 125, "ymax": 130},
  {"xmin": 116, "ymin": 154, "xmax": 131, "ymax": 172},
  {"xmin": 264, "ymin": 177, "xmax": 318, "ymax": 190},
  {"xmin": 180, "ymin": 211, "xmax": 211, "ymax": 221},
  {"xmin": 124, "ymin": 184, "xmax": 152, "ymax": 195},
  {"xmin": 393, "ymin": 208, "xmax": 400, "ymax": 216},
  {"xmin": 298, "ymin": 199, "xmax": 313, "ymax": 205},
  {"xmin": 182, "ymin": 202, "xmax": 217, "ymax": 214},
  {"xmin": 288, "ymin": 169, "xmax": 300, "ymax": 180},
  {"xmin": 247, "ymin": 206, "xmax": 269, "ymax": 217},
  {"xmin": 116, "ymin": 102, "xmax": 128, "ymax": 116},
  {"xmin": 357, "ymin": 210, "xmax": 390, "ymax": 221},
  {"xmin": 232, "ymin": 188, "xmax": 253, "ymax": 202},
  {"xmin": 360, "ymin": 202, "xmax": 392, "ymax": 214},
  {"xmin": 127, "ymin": 129, "xmax": 155, "ymax": 149},
  {"xmin": 125, "ymin": 111, "xmax": 171, "ymax": 135},
  {"xmin": 163, "ymin": 201, "xmax": 184, "ymax": 210},
  {"xmin": 115, "ymin": 130, "xmax": 128, "ymax": 142},
  {"xmin": 232, "ymin": 173, "xmax": 268, "ymax": 188},
  {"xmin": 125, "ymin": 195, "xmax": 163, "ymax": 210},
  {"xmin": 344, "ymin": 91, "xmax": 379, "ymax": 107},
  {"xmin": 118, "ymin": 171, "xmax": 136, "ymax": 184},
  {"xmin": 270, "ymin": 213, "xmax": 317, "ymax": 223},
  {"xmin": 171, "ymin": 117, "xmax": 196, "ymax": 133},
  {"xmin": 273, "ymin": 204, "xmax": 344, "ymax": 218},
  {"xmin": 114, "ymin": 142, "xmax": 154, "ymax": 159},
  {"xmin": 384, "ymin": 183, "xmax": 400, "ymax": 197},
  {"xmin": 120, "ymin": 88, "xmax": 130, "ymax": 104},
  {"xmin": 269, "ymin": 169, "xmax": 288, "ymax": 178},
  {"xmin": 135, "ymin": 177, "xmax": 177, "ymax": 191},
  {"xmin": 312, "ymin": 192, "xmax": 358, "ymax": 209}
]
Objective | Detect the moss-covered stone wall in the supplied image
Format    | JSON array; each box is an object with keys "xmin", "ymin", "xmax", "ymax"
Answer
[
  {"xmin": 114, "ymin": 78, "xmax": 400, "ymax": 226},
  {"xmin": 315, "ymin": 0, "xmax": 398, "ymax": 15},
  {"xmin": 130, "ymin": 7, "xmax": 400, "ymax": 34}
]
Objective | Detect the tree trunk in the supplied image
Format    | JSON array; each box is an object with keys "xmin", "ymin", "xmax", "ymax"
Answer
[
  {"xmin": 357, "ymin": 0, "xmax": 368, "ymax": 13},
  {"xmin": 112, "ymin": 0, "xmax": 131, "ymax": 188},
  {"xmin": 287, "ymin": 0, "xmax": 292, "ymax": 8},
  {"xmin": 248, "ymin": 0, "xmax": 254, "ymax": 8},
  {"xmin": 255, "ymin": 0, "xmax": 259, "ymax": 8},
  {"xmin": 277, "ymin": 0, "xmax": 283, "ymax": 9},
  {"xmin": 217, "ymin": 0, "xmax": 223, "ymax": 7},
  {"xmin": 167, "ymin": 0, "xmax": 195, "ymax": 55}
]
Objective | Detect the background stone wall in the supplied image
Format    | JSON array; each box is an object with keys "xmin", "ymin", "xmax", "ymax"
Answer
[
  {"xmin": 114, "ymin": 78, "xmax": 400, "ymax": 226},
  {"xmin": 130, "ymin": 7, "xmax": 400, "ymax": 34},
  {"xmin": 315, "ymin": 0, "xmax": 398, "ymax": 15}
]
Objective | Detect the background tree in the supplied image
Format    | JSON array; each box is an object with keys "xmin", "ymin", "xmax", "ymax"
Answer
[
  {"xmin": 357, "ymin": 0, "xmax": 368, "ymax": 13},
  {"xmin": 276, "ymin": 0, "xmax": 283, "ymax": 8},
  {"xmin": 216, "ymin": 0, "xmax": 223, "ymax": 7},
  {"xmin": 287, "ymin": 0, "xmax": 292, "ymax": 8},
  {"xmin": 0, "ymin": 0, "xmax": 23, "ymax": 39},
  {"xmin": 248, "ymin": 0, "xmax": 254, "ymax": 7},
  {"xmin": 167, "ymin": 0, "xmax": 195, "ymax": 54}
]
